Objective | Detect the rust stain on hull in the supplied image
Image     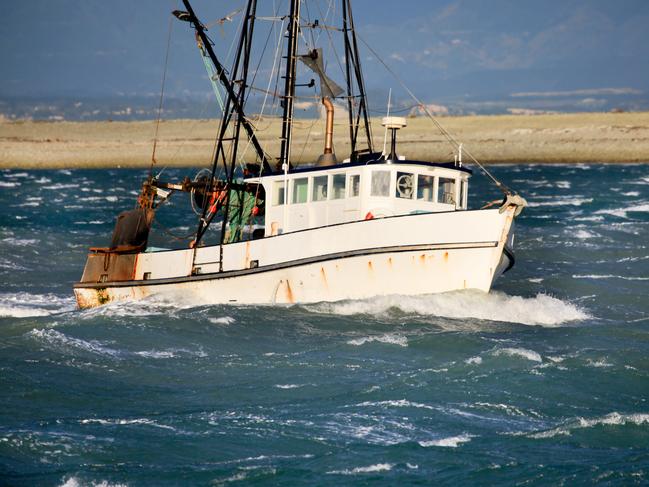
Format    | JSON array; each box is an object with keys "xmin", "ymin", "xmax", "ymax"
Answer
[
  {"xmin": 320, "ymin": 266, "xmax": 329, "ymax": 289},
  {"xmin": 74, "ymin": 287, "xmax": 112, "ymax": 309},
  {"xmin": 285, "ymin": 280, "xmax": 295, "ymax": 303}
]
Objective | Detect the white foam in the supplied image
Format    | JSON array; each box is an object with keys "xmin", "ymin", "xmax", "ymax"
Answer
[
  {"xmin": 28, "ymin": 329, "xmax": 121, "ymax": 358},
  {"xmin": 573, "ymin": 229, "xmax": 597, "ymax": 239},
  {"xmin": 418, "ymin": 433, "xmax": 474, "ymax": 448},
  {"xmin": 528, "ymin": 197, "xmax": 592, "ymax": 207},
  {"xmin": 347, "ymin": 333, "xmax": 408, "ymax": 347},
  {"xmin": 595, "ymin": 203, "xmax": 649, "ymax": 219},
  {"xmin": 586, "ymin": 358, "xmax": 613, "ymax": 368},
  {"xmin": 209, "ymin": 316, "xmax": 235, "ymax": 325},
  {"xmin": 0, "ymin": 292, "xmax": 76, "ymax": 318},
  {"xmin": 310, "ymin": 291, "xmax": 588, "ymax": 327},
  {"xmin": 0, "ymin": 181, "xmax": 19, "ymax": 188},
  {"xmin": 528, "ymin": 412, "xmax": 649, "ymax": 439},
  {"xmin": 2, "ymin": 237, "xmax": 39, "ymax": 246},
  {"xmin": 355, "ymin": 399, "xmax": 436, "ymax": 410},
  {"xmin": 465, "ymin": 356, "xmax": 482, "ymax": 365},
  {"xmin": 79, "ymin": 418, "xmax": 175, "ymax": 431},
  {"xmin": 274, "ymin": 384, "xmax": 305, "ymax": 389},
  {"xmin": 473, "ymin": 402, "xmax": 533, "ymax": 417},
  {"xmin": 79, "ymin": 296, "xmax": 191, "ymax": 319},
  {"xmin": 493, "ymin": 347, "xmax": 542, "ymax": 362},
  {"xmin": 59, "ymin": 477, "xmax": 128, "ymax": 487},
  {"xmin": 42, "ymin": 183, "xmax": 79, "ymax": 190},
  {"xmin": 327, "ymin": 463, "xmax": 394, "ymax": 475},
  {"xmin": 574, "ymin": 215, "xmax": 604, "ymax": 222},
  {"xmin": 572, "ymin": 274, "xmax": 649, "ymax": 281},
  {"xmin": 133, "ymin": 350, "xmax": 176, "ymax": 359}
]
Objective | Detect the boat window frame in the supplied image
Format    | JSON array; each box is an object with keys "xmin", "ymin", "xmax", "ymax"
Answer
[
  {"xmin": 331, "ymin": 173, "xmax": 346, "ymax": 200},
  {"xmin": 370, "ymin": 170, "xmax": 391, "ymax": 197},
  {"xmin": 416, "ymin": 174, "xmax": 435, "ymax": 202},
  {"xmin": 312, "ymin": 174, "xmax": 328, "ymax": 202},
  {"xmin": 460, "ymin": 179, "xmax": 468, "ymax": 209},
  {"xmin": 395, "ymin": 171, "xmax": 415, "ymax": 199},
  {"xmin": 272, "ymin": 180, "xmax": 286, "ymax": 206},
  {"xmin": 347, "ymin": 173, "xmax": 361, "ymax": 198},
  {"xmin": 438, "ymin": 176, "xmax": 456, "ymax": 205},
  {"xmin": 291, "ymin": 176, "xmax": 309, "ymax": 204}
]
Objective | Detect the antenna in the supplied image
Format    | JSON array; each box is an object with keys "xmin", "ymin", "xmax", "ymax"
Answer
[{"xmin": 382, "ymin": 88, "xmax": 392, "ymax": 157}]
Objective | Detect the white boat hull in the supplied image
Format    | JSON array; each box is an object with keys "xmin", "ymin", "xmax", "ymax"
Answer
[{"xmin": 74, "ymin": 207, "xmax": 517, "ymax": 308}]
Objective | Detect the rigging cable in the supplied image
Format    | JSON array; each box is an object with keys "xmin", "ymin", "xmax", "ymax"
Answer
[
  {"xmin": 150, "ymin": 9, "xmax": 175, "ymax": 178},
  {"xmin": 356, "ymin": 34, "xmax": 514, "ymax": 196},
  {"xmin": 237, "ymin": 17, "xmax": 287, "ymax": 168}
]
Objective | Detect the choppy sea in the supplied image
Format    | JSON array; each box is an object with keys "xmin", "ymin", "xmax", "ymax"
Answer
[{"xmin": 1, "ymin": 164, "xmax": 648, "ymax": 486}]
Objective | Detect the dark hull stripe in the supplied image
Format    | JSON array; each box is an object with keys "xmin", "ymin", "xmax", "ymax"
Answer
[
  {"xmin": 74, "ymin": 241, "xmax": 498, "ymax": 290},
  {"xmin": 502, "ymin": 245, "xmax": 516, "ymax": 273}
]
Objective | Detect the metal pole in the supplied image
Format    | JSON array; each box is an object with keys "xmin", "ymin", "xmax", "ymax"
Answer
[{"xmin": 278, "ymin": 0, "xmax": 302, "ymax": 170}]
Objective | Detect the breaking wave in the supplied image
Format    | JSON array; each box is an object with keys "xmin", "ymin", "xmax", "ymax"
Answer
[
  {"xmin": 418, "ymin": 433, "xmax": 475, "ymax": 448},
  {"xmin": 307, "ymin": 291, "xmax": 589, "ymax": 326},
  {"xmin": 524, "ymin": 412, "xmax": 649, "ymax": 439},
  {"xmin": 28, "ymin": 329, "xmax": 122, "ymax": 358},
  {"xmin": 493, "ymin": 347, "xmax": 543, "ymax": 363},
  {"xmin": 59, "ymin": 478, "xmax": 128, "ymax": 487},
  {"xmin": 0, "ymin": 292, "xmax": 76, "ymax": 318},
  {"xmin": 347, "ymin": 333, "xmax": 408, "ymax": 347},
  {"xmin": 327, "ymin": 463, "xmax": 394, "ymax": 475},
  {"xmin": 595, "ymin": 203, "xmax": 649, "ymax": 219}
]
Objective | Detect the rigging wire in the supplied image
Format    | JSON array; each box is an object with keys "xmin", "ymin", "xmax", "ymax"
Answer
[
  {"xmin": 237, "ymin": 16, "xmax": 287, "ymax": 168},
  {"xmin": 356, "ymin": 34, "xmax": 513, "ymax": 196},
  {"xmin": 314, "ymin": 0, "xmax": 347, "ymax": 90},
  {"xmin": 150, "ymin": 10, "xmax": 175, "ymax": 178}
]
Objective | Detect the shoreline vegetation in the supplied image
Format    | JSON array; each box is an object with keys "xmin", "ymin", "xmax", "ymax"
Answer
[{"xmin": 1, "ymin": 111, "xmax": 648, "ymax": 169}]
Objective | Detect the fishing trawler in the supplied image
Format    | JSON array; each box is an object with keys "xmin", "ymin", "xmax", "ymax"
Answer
[{"xmin": 74, "ymin": 0, "xmax": 526, "ymax": 309}]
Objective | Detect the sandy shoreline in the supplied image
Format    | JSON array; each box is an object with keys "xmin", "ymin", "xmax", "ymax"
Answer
[{"xmin": 1, "ymin": 112, "xmax": 648, "ymax": 169}]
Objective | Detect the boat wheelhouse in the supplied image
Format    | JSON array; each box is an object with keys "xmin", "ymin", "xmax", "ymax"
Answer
[{"xmin": 261, "ymin": 160, "xmax": 470, "ymax": 235}]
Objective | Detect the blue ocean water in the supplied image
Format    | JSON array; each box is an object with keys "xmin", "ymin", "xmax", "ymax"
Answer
[{"xmin": 1, "ymin": 164, "xmax": 648, "ymax": 486}]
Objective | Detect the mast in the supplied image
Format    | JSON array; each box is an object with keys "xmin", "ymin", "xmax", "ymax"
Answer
[
  {"xmin": 278, "ymin": 0, "xmax": 302, "ymax": 170},
  {"xmin": 341, "ymin": 0, "xmax": 373, "ymax": 159}
]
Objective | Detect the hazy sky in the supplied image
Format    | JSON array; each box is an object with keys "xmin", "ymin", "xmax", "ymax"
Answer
[{"xmin": 1, "ymin": 0, "xmax": 647, "ymax": 105}]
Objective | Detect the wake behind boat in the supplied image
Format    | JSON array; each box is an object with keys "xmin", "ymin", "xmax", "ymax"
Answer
[{"xmin": 74, "ymin": 0, "xmax": 526, "ymax": 309}]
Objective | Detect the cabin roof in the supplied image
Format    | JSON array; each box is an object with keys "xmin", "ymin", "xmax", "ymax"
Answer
[{"xmin": 263, "ymin": 159, "xmax": 473, "ymax": 178}]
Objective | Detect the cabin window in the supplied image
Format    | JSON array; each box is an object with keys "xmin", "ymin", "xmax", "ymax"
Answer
[
  {"xmin": 312, "ymin": 175, "xmax": 328, "ymax": 201},
  {"xmin": 273, "ymin": 181, "xmax": 285, "ymax": 205},
  {"xmin": 292, "ymin": 177, "xmax": 308, "ymax": 204},
  {"xmin": 396, "ymin": 172, "xmax": 415, "ymax": 199},
  {"xmin": 348, "ymin": 174, "xmax": 360, "ymax": 197},
  {"xmin": 371, "ymin": 170, "xmax": 390, "ymax": 197},
  {"xmin": 417, "ymin": 174, "xmax": 434, "ymax": 202},
  {"xmin": 331, "ymin": 173, "xmax": 346, "ymax": 199},
  {"xmin": 460, "ymin": 180, "xmax": 468, "ymax": 208},
  {"xmin": 438, "ymin": 177, "xmax": 456, "ymax": 205}
]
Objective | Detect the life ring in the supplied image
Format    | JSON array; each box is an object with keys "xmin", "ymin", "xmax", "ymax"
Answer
[{"xmin": 365, "ymin": 208, "xmax": 393, "ymax": 219}]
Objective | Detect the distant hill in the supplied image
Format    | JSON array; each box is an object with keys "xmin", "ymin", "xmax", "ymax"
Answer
[{"xmin": 1, "ymin": 0, "xmax": 647, "ymax": 119}]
